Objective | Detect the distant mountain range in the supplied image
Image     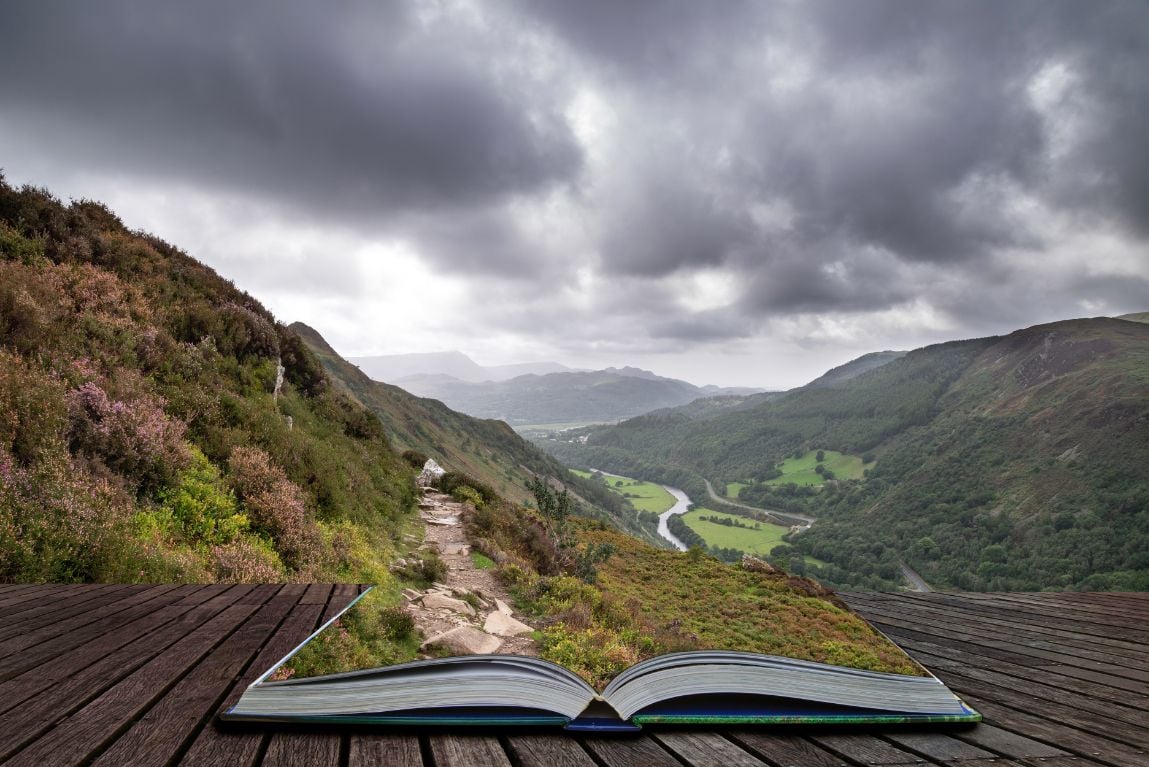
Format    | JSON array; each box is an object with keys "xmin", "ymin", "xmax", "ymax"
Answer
[
  {"xmin": 350, "ymin": 352, "xmax": 765, "ymax": 427},
  {"xmin": 349, "ymin": 351, "xmax": 574, "ymax": 383}
]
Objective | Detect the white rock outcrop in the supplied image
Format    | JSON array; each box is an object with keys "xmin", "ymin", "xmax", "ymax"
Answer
[
  {"xmin": 483, "ymin": 611, "xmax": 534, "ymax": 637},
  {"xmin": 417, "ymin": 459, "xmax": 447, "ymax": 487}
]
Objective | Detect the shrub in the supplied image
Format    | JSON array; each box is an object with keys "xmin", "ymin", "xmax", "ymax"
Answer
[
  {"xmin": 158, "ymin": 447, "xmax": 248, "ymax": 545},
  {"xmin": 211, "ymin": 539, "xmax": 285, "ymax": 582},
  {"xmin": 401, "ymin": 450, "xmax": 429, "ymax": 469},
  {"xmin": 67, "ymin": 381, "xmax": 190, "ymax": 492},
  {"xmin": 228, "ymin": 445, "xmax": 320, "ymax": 570}
]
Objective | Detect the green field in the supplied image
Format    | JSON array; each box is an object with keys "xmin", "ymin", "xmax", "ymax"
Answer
[
  {"xmin": 570, "ymin": 469, "xmax": 677, "ymax": 514},
  {"xmin": 724, "ymin": 481, "xmax": 749, "ymax": 499},
  {"xmin": 765, "ymin": 450, "xmax": 865, "ymax": 486},
  {"xmin": 682, "ymin": 508, "xmax": 789, "ymax": 554}
]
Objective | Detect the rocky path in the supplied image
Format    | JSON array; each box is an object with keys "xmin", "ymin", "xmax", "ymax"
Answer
[{"xmin": 400, "ymin": 489, "xmax": 538, "ymax": 658}]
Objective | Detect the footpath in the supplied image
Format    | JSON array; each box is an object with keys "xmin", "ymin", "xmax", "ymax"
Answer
[{"xmin": 398, "ymin": 489, "xmax": 538, "ymax": 657}]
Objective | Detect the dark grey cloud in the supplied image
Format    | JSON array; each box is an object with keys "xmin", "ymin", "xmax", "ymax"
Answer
[
  {"xmin": 0, "ymin": 1, "xmax": 581, "ymax": 221},
  {"xmin": 1, "ymin": 0, "xmax": 1146, "ymax": 368}
]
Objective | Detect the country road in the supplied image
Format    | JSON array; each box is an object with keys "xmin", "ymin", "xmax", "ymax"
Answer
[{"xmin": 702, "ymin": 479, "xmax": 816, "ymax": 527}]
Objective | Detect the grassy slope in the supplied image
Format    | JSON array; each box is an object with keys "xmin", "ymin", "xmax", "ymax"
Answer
[
  {"xmin": 766, "ymin": 450, "xmax": 865, "ymax": 486},
  {"xmin": 294, "ymin": 323, "xmax": 662, "ymax": 545}
]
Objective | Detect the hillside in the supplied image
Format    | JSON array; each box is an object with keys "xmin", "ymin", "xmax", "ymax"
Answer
[
  {"xmin": 0, "ymin": 177, "xmax": 416, "ymax": 583},
  {"xmin": 543, "ymin": 318, "xmax": 1149, "ymax": 591},
  {"xmin": 390, "ymin": 367, "xmax": 761, "ymax": 427},
  {"xmin": 293, "ymin": 323, "xmax": 662, "ymax": 545}
]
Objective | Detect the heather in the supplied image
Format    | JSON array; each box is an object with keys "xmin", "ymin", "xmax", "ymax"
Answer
[{"xmin": 0, "ymin": 178, "xmax": 415, "ymax": 583}]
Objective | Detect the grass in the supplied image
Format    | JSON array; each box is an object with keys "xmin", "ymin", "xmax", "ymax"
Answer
[
  {"xmin": 570, "ymin": 469, "xmax": 676, "ymax": 514},
  {"xmin": 471, "ymin": 551, "xmax": 496, "ymax": 569},
  {"xmin": 682, "ymin": 508, "xmax": 825, "ymax": 566},
  {"xmin": 765, "ymin": 450, "xmax": 866, "ymax": 487},
  {"xmin": 724, "ymin": 481, "xmax": 749, "ymax": 498},
  {"xmin": 682, "ymin": 507, "xmax": 789, "ymax": 553}
]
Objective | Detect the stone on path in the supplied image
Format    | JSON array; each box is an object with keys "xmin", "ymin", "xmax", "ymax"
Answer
[
  {"xmin": 421, "ymin": 626, "xmax": 501, "ymax": 655},
  {"xmin": 494, "ymin": 598, "xmax": 514, "ymax": 616},
  {"xmin": 420, "ymin": 592, "xmax": 476, "ymax": 616},
  {"xmin": 401, "ymin": 588, "xmax": 422, "ymax": 601},
  {"xmin": 441, "ymin": 543, "xmax": 469, "ymax": 556},
  {"xmin": 417, "ymin": 459, "xmax": 446, "ymax": 486},
  {"xmin": 483, "ymin": 611, "xmax": 534, "ymax": 637}
]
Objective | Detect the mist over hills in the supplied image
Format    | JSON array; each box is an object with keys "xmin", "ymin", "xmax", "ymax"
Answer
[
  {"xmin": 542, "ymin": 316, "xmax": 1149, "ymax": 591},
  {"xmin": 349, "ymin": 351, "xmax": 574, "ymax": 384},
  {"xmin": 368, "ymin": 364, "xmax": 765, "ymax": 428}
]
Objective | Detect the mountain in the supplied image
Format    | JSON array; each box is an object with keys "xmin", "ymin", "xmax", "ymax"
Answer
[
  {"xmin": 293, "ymin": 323, "xmax": 662, "ymax": 545},
  {"xmin": 389, "ymin": 367, "xmax": 764, "ymax": 427},
  {"xmin": 1117, "ymin": 311, "xmax": 1149, "ymax": 324},
  {"xmin": 349, "ymin": 351, "xmax": 573, "ymax": 383},
  {"xmin": 0, "ymin": 178, "xmax": 415, "ymax": 583},
  {"xmin": 803, "ymin": 351, "xmax": 907, "ymax": 388},
  {"xmin": 542, "ymin": 318, "xmax": 1149, "ymax": 591}
]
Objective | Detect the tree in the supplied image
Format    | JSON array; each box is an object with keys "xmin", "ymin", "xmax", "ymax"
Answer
[{"xmin": 816, "ymin": 450, "xmax": 825, "ymax": 462}]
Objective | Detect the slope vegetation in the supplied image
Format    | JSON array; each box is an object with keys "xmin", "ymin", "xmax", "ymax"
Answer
[{"xmin": 0, "ymin": 178, "xmax": 415, "ymax": 583}]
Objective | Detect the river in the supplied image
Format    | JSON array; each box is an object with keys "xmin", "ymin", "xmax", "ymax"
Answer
[
  {"xmin": 655, "ymin": 486, "xmax": 693, "ymax": 551},
  {"xmin": 591, "ymin": 469, "xmax": 693, "ymax": 550}
]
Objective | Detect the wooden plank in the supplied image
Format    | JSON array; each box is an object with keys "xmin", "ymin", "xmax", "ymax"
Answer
[
  {"xmin": 846, "ymin": 602, "xmax": 1149, "ymax": 685},
  {"xmin": 0, "ymin": 583, "xmax": 193, "ymax": 681},
  {"xmin": 261, "ymin": 732, "xmax": 341, "ymax": 767},
  {"xmin": 884, "ymin": 593, "xmax": 1149, "ymax": 658},
  {"xmin": 863, "ymin": 594, "xmax": 1149, "ymax": 663},
  {"xmin": 0, "ymin": 583, "xmax": 138, "ymax": 633},
  {"xmin": 811, "ymin": 732, "xmax": 943, "ymax": 765},
  {"xmin": 882, "ymin": 731, "xmax": 1000, "ymax": 762},
  {"xmin": 0, "ymin": 583, "xmax": 67, "ymax": 611},
  {"xmin": 955, "ymin": 696, "xmax": 1149, "ymax": 767},
  {"xmin": 181, "ymin": 591, "xmax": 325, "ymax": 767},
  {"xmin": 429, "ymin": 734, "xmax": 511, "ymax": 767},
  {"xmin": 89, "ymin": 585, "xmax": 291, "ymax": 767},
  {"xmin": 347, "ymin": 734, "xmax": 423, "ymax": 767},
  {"xmin": 653, "ymin": 731, "xmax": 769, "ymax": 766},
  {"xmin": 729, "ymin": 732, "xmax": 855, "ymax": 766},
  {"xmin": 928, "ymin": 670, "xmax": 1149, "ymax": 753},
  {"xmin": 320, "ymin": 582, "xmax": 360, "ymax": 623},
  {"xmin": 0, "ymin": 584, "xmax": 219, "ymax": 730},
  {"xmin": 299, "ymin": 582, "xmax": 332, "ymax": 605},
  {"xmin": 506, "ymin": 734, "xmax": 597, "ymax": 767},
  {"xmin": 955, "ymin": 723, "xmax": 1070, "ymax": 759},
  {"xmin": 884, "ymin": 634, "xmax": 1149, "ymax": 722},
  {"xmin": 2, "ymin": 593, "xmax": 263, "ymax": 767},
  {"xmin": 584, "ymin": 735, "xmax": 683, "ymax": 767}
]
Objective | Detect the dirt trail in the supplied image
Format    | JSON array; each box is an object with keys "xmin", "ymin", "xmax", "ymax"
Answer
[{"xmin": 401, "ymin": 489, "xmax": 538, "ymax": 657}]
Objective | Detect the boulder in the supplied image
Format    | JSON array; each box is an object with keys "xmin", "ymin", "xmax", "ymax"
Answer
[
  {"xmin": 420, "ymin": 592, "xmax": 475, "ymax": 616},
  {"xmin": 493, "ymin": 598, "xmax": 514, "ymax": 616},
  {"xmin": 421, "ymin": 626, "xmax": 501, "ymax": 655},
  {"xmin": 483, "ymin": 611, "xmax": 534, "ymax": 637}
]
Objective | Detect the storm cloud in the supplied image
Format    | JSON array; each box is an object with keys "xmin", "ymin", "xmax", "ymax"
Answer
[{"xmin": 1, "ymin": 0, "xmax": 1146, "ymax": 387}]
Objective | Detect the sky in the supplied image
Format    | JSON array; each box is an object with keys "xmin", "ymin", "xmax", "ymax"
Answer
[{"xmin": 1, "ymin": 1, "xmax": 1147, "ymax": 388}]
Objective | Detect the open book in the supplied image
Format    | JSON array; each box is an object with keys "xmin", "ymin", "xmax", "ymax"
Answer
[{"xmin": 223, "ymin": 589, "xmax": 980, "ymax": 732}]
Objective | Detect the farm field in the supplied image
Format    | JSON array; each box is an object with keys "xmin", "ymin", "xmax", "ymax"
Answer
[
  {"xmin": 765, "ymin": 450, "xmax": 866, "ymax": 486},
  {"xmin": 682, "ymin": 508, "xmax": 789, "ymax": 554},
  {"xmin": 682, "ymin": 508, "xmax": 824, "ymax": 565},
  {"xmin": 570, "ymin": 469, "xmax": 677, "ymax": 514}
]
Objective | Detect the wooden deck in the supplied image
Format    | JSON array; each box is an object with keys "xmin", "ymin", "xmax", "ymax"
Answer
[{"xmin": 0, "ymin": 586, "xmax": 1144, "ymax": 767}]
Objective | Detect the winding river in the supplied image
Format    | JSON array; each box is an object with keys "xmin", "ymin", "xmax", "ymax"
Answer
[{"xmin": 655, "ymin": 486, "xmax": 693, "ymax": 551}]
